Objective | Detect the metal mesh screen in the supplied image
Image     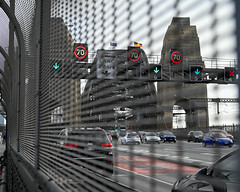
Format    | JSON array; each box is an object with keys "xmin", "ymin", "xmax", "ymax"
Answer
[{"xmin": 1, "ymin": 0, "xmax": 239, "ymax": 192}]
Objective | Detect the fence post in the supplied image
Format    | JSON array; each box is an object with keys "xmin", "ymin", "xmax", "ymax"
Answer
[{"xmin": 34, "ymin": 0, "xmax": 42, "ymax": 170}]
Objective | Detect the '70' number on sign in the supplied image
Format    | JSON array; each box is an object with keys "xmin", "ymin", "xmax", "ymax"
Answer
[
  {"xmin": 76, "ymin": 48, "xmax": 85, "ymax": 56},
  {"xmin": 129, "ymin": 50, "xmax": 140, "ymax": 61}
]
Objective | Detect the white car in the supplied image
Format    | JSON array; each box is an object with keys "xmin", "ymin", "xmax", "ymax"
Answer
[
  {"xmin": 121, "ymin": 132, "xmax": 141, "ymax": 145},
  {"xmin": 142, "ymin": 132, "xmax": 160, "ymax": 144}
]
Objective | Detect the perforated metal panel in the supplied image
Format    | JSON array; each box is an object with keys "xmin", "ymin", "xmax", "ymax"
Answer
[{"xmin": 0, "ymin": 0, "xmax": 239, "ymax": 192}]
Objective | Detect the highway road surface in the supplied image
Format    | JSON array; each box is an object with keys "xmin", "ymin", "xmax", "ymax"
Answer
[{"xmin": 111, "ymin": 140, "xmax": 239, "ymax": 192}]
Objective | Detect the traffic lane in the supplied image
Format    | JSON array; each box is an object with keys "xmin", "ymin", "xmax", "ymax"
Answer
[
  {"xmin": 113, "ymin": 140, "xmax": 238, "ymax": 166},
  {"xmin": 113, "ymin": 154, "xmax": 199, "ymax": 192},
  {"xmin": 112, "ymin": 166, "xmax": 173, "ymax": 192}
]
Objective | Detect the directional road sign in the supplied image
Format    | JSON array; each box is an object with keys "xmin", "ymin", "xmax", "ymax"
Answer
[
  {"xmin": 190, "ymin": 65, "xmax": 203, "ymax": 81},
  {"xmin": 150, "ymin": 64, "xmax": 162, "ymax": 80}
]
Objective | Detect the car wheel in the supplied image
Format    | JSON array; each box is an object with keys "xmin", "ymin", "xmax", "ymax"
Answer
[
  {"xmin": 194, "ymin": 138, "xmax": 196, "ymax": 142},
  {"xmin": 138, "ymin": 142, "xmax": 140, "ymax": 145},
  {"xmin": 121, "ymin": 140, "xmax": 124, "ymax": 145},
  {"xmin": 187, "ymin": 140, "xmax": 190, "ymax": 142},
  {"xmin": 174, "ymin": 140, "xmax": 176, "ymax": 143},
  {"xmin": 229, "ymin": 145, "xmax": 232, "ymax": 148},
  {"xmin": 145, "ymin": 139, "xmax": 147, "ymax": 144},
  {"xmin": 158, "ymin": 141, "xmax": 160, "ymax": 144}
]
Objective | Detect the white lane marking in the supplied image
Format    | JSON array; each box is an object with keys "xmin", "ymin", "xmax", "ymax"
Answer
[
  {"xmin": 202, "ymin": 153, "xmax": 215, "ymax": 156},
  {"xmin": 116, "ymin": 167, "xmax": 173, "ymax": 186}
]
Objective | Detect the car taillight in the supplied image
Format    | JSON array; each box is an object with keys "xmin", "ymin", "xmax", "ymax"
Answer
[
  {"xmin": 136, "ymin": 136, "xmax": 139, "ymax": 138},
  {"xmin": 64, "ymin": 144, "xmax": 78, "ymax": 148},
  {"xmin": 127, "ymin": 136, "xmax": 131, "ymax": 138},
  {"xmin": 101, "ymin": 143, "xmax": 112, "ymax": 147}
]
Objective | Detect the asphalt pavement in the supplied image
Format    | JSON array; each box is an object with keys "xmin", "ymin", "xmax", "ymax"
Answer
[
  {"xmin": 110, "ymin": 139, "xmax": 239, "ymax": 192},
  {"xmin": 113, "ymin": 140, "xmax": 238, "ymax": 168}
]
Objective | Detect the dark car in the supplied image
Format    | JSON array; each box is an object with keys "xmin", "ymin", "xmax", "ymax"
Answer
[
  {"xmin": 172, "ymin": 149, "xmax": 240, "ymax": 192},
  {"xmin": 119, "ymin": 128, "xmax": 127, "ymax": 137},
  {"xmin": 202, "ymin": 132, "xmax": 233, "ymax": 148},
  {"xmin": 158, "ymin": 131, "xmax": 176, "ymax": 143},
  {"xmin": 57, "ymin": 127, "xmax": 113, "ymax": 176},
  {"xmin": 107, "ymin": 130, "xmax": 119, "ymax": 140},
  {"xmin": 187, "ymin": 131, "xmax": 203, "ymax": 142}
]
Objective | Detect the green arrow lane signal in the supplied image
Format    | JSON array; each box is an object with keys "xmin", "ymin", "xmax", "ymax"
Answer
[
  {"xmin": 190, "ymin": 65, "xmax": 203, "ymax": 81},
  {"xmin": 150, "ymin": 64, "xmax": 162, "ymax": 80},
  {"xmin": 195, "ymin": 69, "xmax": 200, "ymax": 75},
  {"xmin": 53, "ymin": 62, "xmax": 59, "ymax": 69},
  {"xmin": 154, "ymin": 67, "xmax": 159, "ymax": 73}
]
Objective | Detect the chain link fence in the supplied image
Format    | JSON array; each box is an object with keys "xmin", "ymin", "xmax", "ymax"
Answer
[{"xmin": 0, "ymin": 0, "xmax": 239, "ymax": 191}]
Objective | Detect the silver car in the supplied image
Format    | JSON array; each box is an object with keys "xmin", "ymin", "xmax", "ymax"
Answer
[
  {"xmin": 121, "ymin": 132, "xmax": 141, "ymax": 145},
  {"xmin": 142, "ymin": 132, "xmax": 160, "ymax": 144}
]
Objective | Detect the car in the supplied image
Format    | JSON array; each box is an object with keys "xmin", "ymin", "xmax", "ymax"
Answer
[
  {"xmin": 209, "ymin": 129, "xmax": 234, "ymax": 142},
  {"xmin": 142, "ymin": 132, "xmax": 160, "ymax": 144},
  {"xmin": 121, "ymin": 132, "xmax": 141, "ymax": 145},
  {"xmin": 107, "ymin": 130, "xmax": 119, "ymax": 140},
  {"xmin": 119, "ymin": 129, "xmax": 127, "ymax": 137},
  {"xmin": 202, "ymin": 132, "xmax": 233, "ymax": 147},
  {"xmin": 187, "ymin": 131, "xmax": 203, "ymax": 142},
  {"xmin": 172, "ymin": 149, "xmax": 240, "ymax": 192},
  {"xmin": 57, "ymin": 127, "xmax": 113, "ymax": 176},
  {"xmin": 158, "ymin": 131, "xmax": 176, "ymax": 143}
]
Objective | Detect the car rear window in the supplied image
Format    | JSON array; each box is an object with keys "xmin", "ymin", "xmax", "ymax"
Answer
[
  {"xmin": 194, "ymin": 131, "xmax": 203, "ymax": 136},
  {"xmin": 69, "ymin": 130, "xmax": 110, "ymax": 144},
  {"xmin": 129, "ymin": 133, "xmax": 137, "ymax": 136},
  {"xmin": 146, "ymin": 132, "xmax": 156, "ymax": 136}
]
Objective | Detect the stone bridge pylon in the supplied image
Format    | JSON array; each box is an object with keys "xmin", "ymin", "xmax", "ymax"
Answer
[{"xmin": 157, "ymin": 17, "xmax": 208, "ymax": 130}]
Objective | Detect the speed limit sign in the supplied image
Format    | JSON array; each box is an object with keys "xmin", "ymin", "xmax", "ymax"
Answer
[
  {"xmin": 170, "ymin": 49, "xmax": 183, "ymax": 64},
  {"xmin": 128, "ymin": 46, "xmax": 141, "ymax": 64},
  {"xmin": 73, "ymin": 43, "xmax": 88, "ymax": 62}
]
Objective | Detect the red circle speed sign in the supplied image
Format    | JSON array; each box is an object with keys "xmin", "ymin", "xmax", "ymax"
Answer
[
  {"xmin": 171, "ymin": 51, "xmax": 183, "ymax": 64},
  {"xmin": 128, "ymin": 49, "xmax": 140, "ymax": 62},
  {"xmin": 74, "ymin": 46, "xmax": 87, "ymax": 60}
]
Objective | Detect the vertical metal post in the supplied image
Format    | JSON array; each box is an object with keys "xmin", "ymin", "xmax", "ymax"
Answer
[
  {"xmin": 34, "ymin": 0, "xmax": 42, "ymax": 169},
  {"xmin": 234, "ymin": 0, "xmax": 240, "ymax": 183},
  {"xmin": 9, "ymin": 0, "xmax": 15, "ymax": 151}
]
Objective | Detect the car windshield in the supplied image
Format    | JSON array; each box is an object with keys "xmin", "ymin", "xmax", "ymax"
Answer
[
  {"xmin": 212, "ymin": 130, "xmax": 227, "ymax": 135},
  {"xmin": 193, "ymin": 131, "xmax": 203, "ymax": 136},
  {"xmin": 109, "ymin": 130, "xmax": 117, "ymax": 134},
  {"xmin": 146, "ymin": 132, "xmax": 156, "ymax": 136},
  {"xmin": 164, "ymin": 132, "xmax": 173, "ymax": 136},
  {"xmin": 211, "ymin": 151, "xmax": 240, "ymax": 182},
  {"xmin": 220, "ymin": 130, "xmax": 228, "ymax": 134},
  {"xmin": 212, "ymin": 132, "xmax": 227, "ymax": 138},
  {"xmin": 129, "ymin": 133, "xmax": 137, "ymax": 137}
]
